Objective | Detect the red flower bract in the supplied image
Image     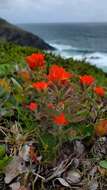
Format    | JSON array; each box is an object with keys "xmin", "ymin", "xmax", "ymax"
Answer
[
  {"xmin": 94, "ymin": 86, "xmax": 105, "ymax": 97},
  {"xmin": 47, "ymin": 103, "xmax": 55, "ymax": 109},
  {"xmin": 28, "ymin": 102, "xmax": 38, "ymax": 111},
  {"xmin": 47, "ymin": 65, "xmax": 72, "ymax": 82},
  {"xmin": 53, "ymin": 112, "xmax": 69, "ymax": 126},
  {"xmin": 80, "ymin": 75, "xmax": 95, "ymax": 86},
  {"xmin": 32, "ymin": 81, "xmax": 48, "ymax": 91},
  {"xmin": 26, "ymin": 53, "xmax": 45, "ymax": 69}
]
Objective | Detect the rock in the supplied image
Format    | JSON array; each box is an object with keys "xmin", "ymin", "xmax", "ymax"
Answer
[
  {"xmin": 74, "ymin": 140, "xmax": 85, "ymax": 156},
  {"xmin": 88, "ymin": 180, "xmax": 98, "ymax": 190},
  {"xmin": 89, "ymin": 166, "xmax": 97, "ymax": 177},
  {"xmin": 0, "ymin": 18, "xmax": 55, "ymax": 50},
  {"xmin": 10, "ymin": 182, "xmax": 20, "ymax": 190},
  {"xmin": 65, "ymin": 170, "xmax": 81, "ymax": 184},
  {"xmin": 5, "ymin": 156, "xmax": 26, "ymax": 184}
]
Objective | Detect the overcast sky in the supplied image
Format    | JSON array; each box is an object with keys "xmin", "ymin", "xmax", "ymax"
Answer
[{"xmin": 0, "ymin": 0, "xmax": 107, "ymax": 23}]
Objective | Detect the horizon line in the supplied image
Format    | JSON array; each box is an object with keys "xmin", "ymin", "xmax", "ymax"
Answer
[{"xmin": 17, "ymin": 21, "xmax": 107, "ymax": 25}]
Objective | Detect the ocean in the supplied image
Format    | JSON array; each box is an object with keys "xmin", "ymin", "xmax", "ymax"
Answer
[{"xmin": 20, "ymin": 23, "xmax": 107, "ymax": 72}]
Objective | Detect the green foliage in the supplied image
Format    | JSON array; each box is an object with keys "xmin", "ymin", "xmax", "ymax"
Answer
[
  {"xmin": 0, "ymin": 42, "xmax": 106, "ymax": 165},
  {"xmin": 0, "ymin": 41, "xmax": 107, "ymax": 85},
  {"xmin": 0, "ymin": 156, "xmax": 12, "ymax": 171},
  {"xmin": 0, "ymin": 145, "xmax": 5, "ymax": 159},
  {"xmin": 99, "ymin": 160, "xmax": 107, "ymax": 169},
  {"xmin": 0, "ymin": 145, "xmax": 12, "ymax": 172},
  {"xmin": 38, "ymin": 132, "xmax": 58, "ymax": 163}
]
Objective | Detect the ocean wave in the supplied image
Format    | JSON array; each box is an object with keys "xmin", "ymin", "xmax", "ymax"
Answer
[
  {"xmin": 85, "ymin": 52, "xmax": 107, "ymax": 67},
  {"xmin": 50, "ymin": 42, "xmax": 107, "ymax": 71},
  {"xmin": 50, "ymin": 43, "xmax": 75, "ymax": 51},
  {"xmin": 62, "ymin": 51, "xmax": 107, "ymax": 70},
  {"xmin": 51, "ymin": 43, "xmax": 107, "ymax": 71},
  {"xmin": 50, "ymin": 42, "xmax": 93, "ymax": 53}
]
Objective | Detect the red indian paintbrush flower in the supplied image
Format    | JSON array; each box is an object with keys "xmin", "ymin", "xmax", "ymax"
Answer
[
  {"xmin": 80, "ymin": 75, "xmax": 95, "ymax": 86},
  {"xmin": 53, "ymin": 112, "xmax": 69, "ymax": 126},
  {"xmin": 32, "ymin": 81, "xmax": 48, "ymax": 91},
  {"xmin": 94, "ymin": 86, "xmax": 105, "ymax": 97},
  {"xmin": 47, "ymin": 65, "xmax": 72, "ymax": 82},
  {"xmin": 26, "ymin": 53, "xmax": 45, "ymax": 69},
  {"xmin": 28, "ymin": 102, "xmax": 38, "ymax": 111}
]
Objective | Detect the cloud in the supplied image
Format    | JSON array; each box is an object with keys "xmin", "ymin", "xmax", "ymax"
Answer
[{"xmin": 0, "ymin": 0, "xmax": 107, "ymax": 23}]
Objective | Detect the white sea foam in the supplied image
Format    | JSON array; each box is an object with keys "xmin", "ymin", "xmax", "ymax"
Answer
[
  {"xmin": 50, "ymin": 43, "xmax": 107, "ymax": 72},
  {"xmin": 50, "ymin": 43, "xmax": 76, "ymax": 51},
  {"xmin": 86, "ymin": 52, "xmax": 107, "ymax": 70},
  {"xmin": 50, "ymin": 43, "xmax": 93, "ymax": 53}
]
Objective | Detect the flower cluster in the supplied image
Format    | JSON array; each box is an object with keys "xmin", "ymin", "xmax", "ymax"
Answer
[
  {"xmin": 47, "ymin": 65, "xmax": 72, "ymax": 82},
  {"xmin": 26, "ymin": 53, "xmax": 45, "ymax": 69},
  {"xmin": 94, "ymin": 86, "xmax": 105, "ymax": 97},
  {"xmin": 80, "ymin": 75, "xmax": 95, "ymax": 86},
  {"xmin": 53, "ymin": 113, "xmax": 69, "ymax": 126},
  {"xmin": 28, "ymin": 102, "xmax": 38, "ymax": 111},
  {"xmin": 32, "ymin": 81, "xmax": 48, "ymax": 91},
  {"xmin": 23, "ymin": 53, "xmax": 106, "ymax": 130}
]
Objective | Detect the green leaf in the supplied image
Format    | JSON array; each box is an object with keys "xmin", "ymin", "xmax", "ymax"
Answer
[
  {"xmin": 99, "ymin": 160, "xmax": 107, "ymax": 169},
  {"xmin": 39, "ymin": 132, "xmax": 58, "ymax": 163},
  {"xmin": 0, "ymin": 156, "xmax": 12, "ymax": 171},
  {"xmin": 11, "ymin": 77, "xmax": 23, "ymax": 92},
  {"xmin": 0, "ymin": 145, "xmax": 5, "ymax": 159}
]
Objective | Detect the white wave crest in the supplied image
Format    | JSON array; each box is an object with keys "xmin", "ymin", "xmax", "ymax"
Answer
[
  {"xmin": 50, "ymin": 42, "xmax": 107, "ymax": 71},
  {"xmin": 50, "ymin": 43, "xmax": 78, "ymax": 51}
]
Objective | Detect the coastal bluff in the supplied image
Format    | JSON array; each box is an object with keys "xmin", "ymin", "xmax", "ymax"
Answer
[{"xmin": 0, "ymin": 18, "xmax": 54, "ymax": 50}]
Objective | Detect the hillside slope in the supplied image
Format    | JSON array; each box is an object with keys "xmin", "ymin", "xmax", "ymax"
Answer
[
  {"xmin": 0, "ymin": 42, "xmax": 107, "ymax": 86},
  {"xmin": 0, "ymin": 18, "xmax": 54, "ymax": 50}
]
